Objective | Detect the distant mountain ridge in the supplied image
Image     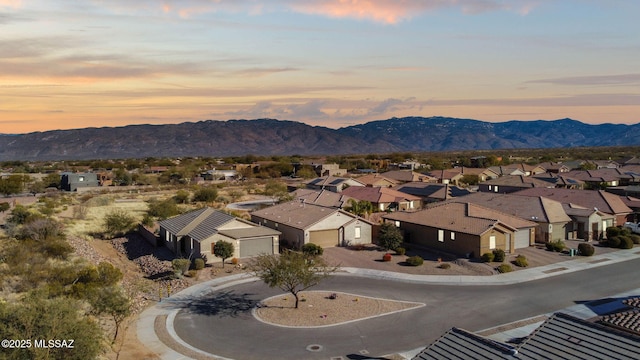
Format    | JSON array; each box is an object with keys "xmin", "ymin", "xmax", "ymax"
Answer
[{"xmin": 1, "ymin": 117, "xmax": 639, "ymax": 161}]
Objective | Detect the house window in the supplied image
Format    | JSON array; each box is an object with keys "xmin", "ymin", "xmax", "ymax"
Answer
[
  {"xmin": 438, "ymin": 230, "xmax": 444, "ymax": 242},
  {"xmin": 409, "ymin": 201, "xmax": 414, "ymax": 209},
  {"xmin": 79, "ymin": 176, "xmax": 85, "ymax": 182},
  {"xmin": 450, "ymin": 232, "xmax": 455, "ymax": 240},
  {"xmin": 494, "ymin": 186, "xmax": 498, "ymax": 193},
  {"xmin": 379, "ymin": 203, "xmax": 385, "ymax": 211},
  {"xmin": 394, "ymin": 221, "xmax": 400, "ymax": 227},
  {"xmin": 488, "ymin": 185, "xmax": 492, "ymax": 191},
  {"xmin": 490, "ymin": 235, "xmax": 496, "ymax": 249},
  {"xmin": 355, "ymin": 226, "xmax": 361, "ymax": 239},
  {"xmin": 274, "ymin": 223, "xmax": 278, "ymax": 228}
]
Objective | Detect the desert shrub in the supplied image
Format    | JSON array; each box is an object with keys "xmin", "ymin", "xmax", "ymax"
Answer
[
  {"xmin": 73, "ymin": 205, "xmax": 88, "ymax": 220},
  {"xmin": 607, "ymin": 236, "xmax": 622, "ymax": 248},
  {"xmin": 513, "ymin": 255, "xmax": 528, "ymax": 267},
  {"xmin": 545, "ymin": 240, "xmax": 565, "ymax": 252},
  {"xmin": 193, "ymin": 258, "xmax": 205, "ymax": 270},
  {"xmin": 481, "ymin": 252, "xmax": 495, "ymax": 263},
  {"xmin": 492, "ymin": 249, "xmax": 506, "ymax": 262},
  {"xmin": 606, "ymin": 226, "xmax": 622, "ymax": 239},
  {"xmin": 630, "ymin": 234, "xmax": 640, "ymax": 245},
  {"xmin": 406, "ymin": 255, "xmax": 424, "ymax": 266},
  {"xmin": 382, "ymin": 253, "xmax": 392, "ymax": 262},
  {"xmin": 619, "ymin": 236, "xmax": 634, "ymax": 249},
  {"xmin": 620, "ymin": 227, "xmax": 632, "ymax": 236},
  {"xmin": 578, "ymin": 242, "xmax": 595, "ymax": 256},
  {"xmin": 185, "ymin": 270, "xmax": 198, "ymax": 278},
  {"xmin": 496, "ymin": 264, "xmax": 513, "ymax": 273},
  {"xmin": 147, "ymin": 198, "xmax": 181, "ymax": 220},
  {"xmin": 172, "ymin": 258, "xmax": 190, "ymax": 275},
  {"xmin": 193, "ymin": 187, "xmax": 218, "ymax": 203},
  {"xmin": 103, "ymin": 210, "xmax": 135, "ymax": 237},
  {"xmin": 395, "ymin": 247, "xmax": 406, "ymax": 256},
  {"xmin": 439, "ymin": 263, "xmax": 451, "ymax": 269},
  {"xmin": 231, "ymin": 257, "xmax": 239, "ymax": 265},
  {"xmin": 302, "ymin": 243, "xmax": 324, "ymax": 257}
]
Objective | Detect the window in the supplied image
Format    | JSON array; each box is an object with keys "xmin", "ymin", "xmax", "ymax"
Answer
[
  {"xmin": 489, "ymin": 235, "xmax": 496, "ymax": 249},
  {"xmin": 355, "ymin": 226, "xmax": 361, "ymax": 239},
  {"xmin": 488, "ymin": 185, "xmax": 492, "ymax": 190},
  {"xmin": 395, "ymin": 221, "xmax": 400, "ymax": 227},
  {"xmin": 450, "ymin": 232, "xmax": 455, "ymax": 240},
  {"xmin": 79, "ymin": 176, "xmax": 85, "ymax": 182},
  {"xmin": 274, "ymin": 223, "xmax": 278, "ymax": 228},
  {"xmin": 494, "ymin": 186, "xmax": 498, "ymax": 193},
  {"xmin": 438, "ymin": 230, "xmax": 444, "ymax": 242}
]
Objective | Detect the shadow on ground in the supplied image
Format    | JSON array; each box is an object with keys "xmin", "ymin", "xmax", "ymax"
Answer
[{"xmin": 161, "ymin": 290, "xmax": 258, "ymax": 317}]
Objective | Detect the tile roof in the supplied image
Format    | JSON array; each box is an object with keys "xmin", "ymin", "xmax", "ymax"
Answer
[
  {"xmin": 453, "ymin": 192, "xmax": 571, "ymax": 223},
  {"xmin": 291, "ymin": 188, "xmax": 352, "ymax": 208},
  {"xmin": 394, "ymin": 182, "xmax": 471, "ymax": 200},
  {"xmin": 341, "ymin": 186, "xmax": 421, "ymax": 204},
  {"xmin": 384, "ymin": 202, "xmax": 534, "ymax": 235},
  {"xmin": 413, "ymin": 327, "xmax": 519, "ymax": 360},
  {"xmin": 353, "ymin": 173, "xmax": 398, "ymax": 187},
  {"xmin": 514, "ymin": 188, "xmax": 632, "ymax": 215},
  {"xmin": 217, "ymin": 227, "xmax": 281, "ymax": 239},
  {"xmin": 158, "ymin": 207, "xmax": 236, "ymax": 242},
  {"xmin": 480, "ymin": 175, "xmax": 555, "ymax": 188},
  {"xmin": 251, "ymin": 201, "xmax": 361, "ymax": 230},
  {"xmin": 381, "ymin": 170, "xmax": 436, "ymax": 183},
  {"xmin": 414, "ymin": 313, "xmax": 640, "ymax": 360}
]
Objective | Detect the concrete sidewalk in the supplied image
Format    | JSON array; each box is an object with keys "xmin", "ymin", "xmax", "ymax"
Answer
[{"xmin": 137, "ymin": 249, "xmax": 640, "ymax": 360}]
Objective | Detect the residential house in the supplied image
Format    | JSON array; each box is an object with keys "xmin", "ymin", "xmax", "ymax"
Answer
[
  {"xmin": 158, "ymin": 207, "xmax": 280, "ymax": 263},
  {"xmin": 341, "ymin": 186, "xmax": 422, "ymax": 212},
  {"xmin": 538, "ymin": 162, "xmax": 571, "ymax": 173},
  {"xmin": 290, "ymin": 188, "xmax": 352, "ymax": 209},
  {"xmin": 311, "ymin": 163, "xmax": 347, "ymax": 177},
  {"xmin": 413, "ymin": 312, "xmax": 640, "ymax": 360},
  {"xmin": 515, "ymin": 188, "xmax": 632, "ymax": 226},
  {"xmin": 563, "ymin": 168, "xmax": 634, "ymax": 188},
  {"xmin": 487, "ymin": 165, "xmax": 527, "ymax": 177},
  {"xmin": 458, "ymin": 167, "xmax": 500, "ymax": 182},
  {"xmin": 532, "ymin": 173, "xmax": 584, "ymax": 189},
  {"xmin": 383, "ymin": 202, "xmax": 536, "ymax": 258},
  {"xmin": 306, "ymin": 176, "xmax": 365, "ymax": 193},
  {"xmin": 381, "ymin": 170, "xmax": 437, "ymax": 184},
  {"xmin": 563, "ymin": 203, "xmax": 615, "ymax": 241},
  {"xmin": 451, "ymin": 192, "xmax": 571, "ymax": 243},
  {"xmin": 201, "ymin": 169, "xmax": 239, "ymax": 181},
  {"xmin": 394, "ymin": 182, "xmax": 471, "ymax": 204},
  {"xmin": 354, "ymin": 173, "xmax": 398, "ymax": 188},
  {"xmin": 425, "ymin": 169, "xmax": 465, "ymax": 185},
  {"xmin": 250, "ymin": 201, "xmax": 373, "ymax": 249},
  {"xmin": 60, "ymin": 172, "xmax": 100, "ymax": 191},
  {"xmin": 478, "ymin": 175, "xmax": 555, "ymax": 194},
  {"xmin": 587, "ymin": 159, "xmax": 621, "ymax": 169}
]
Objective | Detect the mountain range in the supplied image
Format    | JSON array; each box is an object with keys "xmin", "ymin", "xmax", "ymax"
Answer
[{"xmin": 1, "ymin": 117, "xmax": 639, "ymax": 161}]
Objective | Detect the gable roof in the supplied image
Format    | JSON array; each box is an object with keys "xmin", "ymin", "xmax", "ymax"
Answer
[
  {"xmin": 480, "ymin": 175, "xmax": 555, "ymax": 188},
  {"xmin": 381, "ymin": 170, "xmax": 436, "ymax": 183},
  {"xmin": 413, "ymin": 327, "xmax": 518, "ymax": 360},
  {"xmin": 414, "ymin": 313, "xmax": 640, "ymax": 360},
  {"xmin": 291, "ymin": 188, "xmax": 352, "ymax": 208},
  {"xmin": 453, "ymin": 192, "xmax": 572, "ymax": 223},
  {"xmin": 394, "ymin": 182, "xmax": 471, "ymax": 200},
  {"xmin": 341, "ymin": 186, "xmax": 421, "ymax": 204},
  {"xmin": 354, "ymin": 173, "xmax": 398, "ymax": 187},
  {"xmin": 306, "ymin": 176, "xmax": 364, "ymax": 187},
  {"xmin": 514, "ymin": 188, "xmax": 632, "ymax": 215},
  {"xmin": 251, "ymin": 201, "xmax": 368, "ymax": 230},
  {"xmin": 384, "ymin": 202, "xmax": 534, "ymax": 236},
  {"xmin": 158, "ymin": 207, "xmax": 236, "ymax": 242}
]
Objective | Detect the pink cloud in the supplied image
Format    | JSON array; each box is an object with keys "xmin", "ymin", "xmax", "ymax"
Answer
[{"xmin": 0, "ymin": 0, "xmax": 21, "ymax": 8}]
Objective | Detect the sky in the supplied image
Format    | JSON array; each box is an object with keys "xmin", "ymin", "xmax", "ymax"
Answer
[{"xmin": 1, "ymin": 0, "xmax": 639, "ymax": 134}]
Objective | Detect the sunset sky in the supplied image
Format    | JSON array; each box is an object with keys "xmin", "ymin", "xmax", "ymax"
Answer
[{"xmin": 1, "ymin": 0, "xmax": 639, "ymax": 134}]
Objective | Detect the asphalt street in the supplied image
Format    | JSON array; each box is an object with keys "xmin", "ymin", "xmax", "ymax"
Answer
[{"xmin": 172, "ymin": 257, "xmax": 640, "ymax": 360}]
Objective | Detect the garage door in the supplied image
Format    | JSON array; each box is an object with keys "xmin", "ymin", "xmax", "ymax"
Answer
[
  {"xmin": 239, "ymin": 237, "xmax": 273, "ymax": 258},
  {"xmin": 309, "ymin": 229, "xmax": 339, "ymax": 248},
  {"xmin": 514, "ymin": 229, "xmax": 531, "ymax": 249}
]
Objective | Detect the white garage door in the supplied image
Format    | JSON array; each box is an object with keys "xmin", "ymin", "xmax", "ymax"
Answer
[{"xmin": 514, "ymin": 229, "xmax": 531, "ymax": 249}]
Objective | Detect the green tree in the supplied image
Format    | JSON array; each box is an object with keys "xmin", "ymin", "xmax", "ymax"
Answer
[
  {"xmin": 89, "ymin": 286, "xmax": 132, "ymax": 344},
  {"xmin": 0, "ymin": 292, "xmax": 104, "ymax": 360},
  {"xmin": 213, "ymin": 240, "xmax": 235, "ymax": 268},
  {"xmin": 250, "ymin": 250, "xmax": 337, "ymax": 309},
  {"xmin": 0, "ymin": 201, "xmax": 9, "ymax": 213},
  {"xmin": 378, "ymin": 222, "xmax": 403, "ymax": 251},
  {"xmin": 0, "ymin": 175, "xmax": 25, "ymax": 196},
  {"xmin": 193, "ymin": 187, "xmax": 218, "ymax": 203},
  {"xmin": 147, "ymin": 198, "xmax": 181, "ymax": 220},
  {"xmin": 301, "ymin": 243, "xmax": 324, "ymax": 257},
  {"xmin": 345, "ymin": 199, "xmax": 374, "ymax": 217},
  {"xmin": 174, "ymin": 189, "xmax": 190, "ymax": 204},
  {"xmin": 103, "ymin": 210, "xmax": 135, "ymax": 237}
]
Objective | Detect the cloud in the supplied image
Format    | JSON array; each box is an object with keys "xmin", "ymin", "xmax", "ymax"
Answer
[
  {"xmin": 234, "ymin": 67, "xmax": 300, "ymax": 77},
  {"xmin": 528, "ymin": 74, "xmax": 640, "ymax": 86},
  {"xmin": 420, "ymin": 93, "xmax": 640, "ymax": 107},
  {"xmin": 90, "ymin": 0, "xmax": 542, "ymax": 23},
  {"xmin": 0, "ymin": 0, "xmax": 21, "ymax": 9}
]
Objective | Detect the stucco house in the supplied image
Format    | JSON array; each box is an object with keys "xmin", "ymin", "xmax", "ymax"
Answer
[
  {"xmin": 291, "ymin": 188, "xmax": 353, "ymax": 209},
  {"xmin": 250, "ymin": 200, "xmax": 373, "ymax": 249},
  {"xmin": 159, "ymin": 207, "xmax": 280, "ymax": 264},
  {"xmin": 452, "ymin": 192, "xmax": 573, "ymax": 243},
  {"xmin": 394, "ymin": 182, "xmax": 471, "ymax": 204},
  {"xmin": 60, "ymin": 172, "xmax": 100, "ymax": 191},
  {"xmin": 341, "ymin": 186, "xmax": 422, "ymax": 212},
  {"xmin": 383, "ymin": 202, "xmax": 536, "ymax": 258},
  {"xmin": 306, "ymin": 176, "xmax": 365, "ymax": 193},
  {"xmin": 478, "ymin": 175, "xmax": 555, "ymax": 194},
  {"xmin": 515, "ymin": 188, "xmax": 632, "ymax": 226}
]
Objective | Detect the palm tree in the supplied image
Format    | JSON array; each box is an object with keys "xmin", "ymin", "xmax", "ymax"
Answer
[{"xmin": 346, "ymin": 199, "xmax": 374, "ymax": 218}]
